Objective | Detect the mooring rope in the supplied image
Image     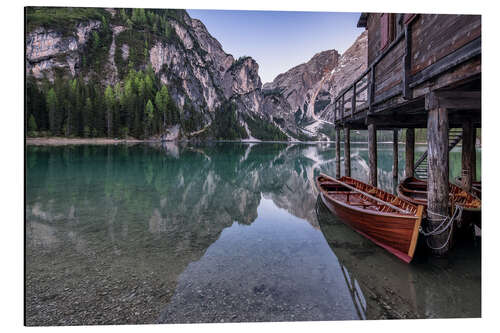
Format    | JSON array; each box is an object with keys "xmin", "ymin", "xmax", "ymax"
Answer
[{"xmin": 419, "ymin": 205, "xmax": 464, "ymax": 250}]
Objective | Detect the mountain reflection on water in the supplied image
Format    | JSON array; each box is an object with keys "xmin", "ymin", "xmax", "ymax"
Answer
[{"xmin": 25, "ymin": 142, "xmax": 480, "ymax": 325}]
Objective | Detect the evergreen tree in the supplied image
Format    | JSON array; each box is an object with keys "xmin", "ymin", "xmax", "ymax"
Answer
[
  {"xmin": 155, "ymin": 85, "xmax": 170, "ymax": 130},
  {"xmin": 92, "ymin": 30, "xmax": 100, "ymax": 49},
  {"xmin": 82, "ymin": 97, "xmax": 92, "ymax": 137},
  {"xmin": 104, "ymin": 85, "xmax": 114, "ymax": 137},
  {"xmin": 28, "ymin": 114, "xmax": 37, "ymax": 132},
  {"xmin": 142, "ymin": 99, "xmax": 154, "ymax": 138},
  {"xmin": 46, "ymin": 88, "xmax": 58, "ymax": 135},
  {"xmin": 119, "ymin": 8, "xmax": 127, "ymax": 21}
]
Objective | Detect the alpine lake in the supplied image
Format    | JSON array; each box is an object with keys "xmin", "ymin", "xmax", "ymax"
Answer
[{"xmin": 25, "ymin": 141, "xmax": 481, "ymax": 325}]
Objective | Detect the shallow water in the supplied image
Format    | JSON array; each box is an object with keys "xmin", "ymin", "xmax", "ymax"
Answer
[{"xmin": 25, "ymin": 142, "xmax": 481, "ymax": 325}]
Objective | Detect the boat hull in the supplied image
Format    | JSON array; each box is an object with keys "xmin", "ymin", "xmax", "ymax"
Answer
[
  {"xmin": 316, "ymin": 174, "xmax": 423, "ymax": 263},
  {"xmin": 319, "ymin": 193, "xmax": 419, "ymax": 263},
  {"xmin": 397, "ymin": 177, "xmax": 481, "ymax": 227}
]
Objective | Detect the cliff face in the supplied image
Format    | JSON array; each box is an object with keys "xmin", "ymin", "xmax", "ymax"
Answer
[
  {"xmin": 25, "ymin": 8, "xmax": 366, "ymax": 141},
  {"xmin": 147, "ymin": 16, "xmax": 265, "ymax": 125},
  {"xmin": 261, "ymin": 31, "xmax": 367, "ymax": 140},
  {"xmin": 26, "ymin": 8, "xmax": 274, "ymax": 140},
  {"xmin": 261, "ymin": 50, "xmax": 340, "ymax": 140},
  {"xmin": 26, "ymin": 20, "xmax": 101, "ymax": 80},
  {"xmin": 316, "ymin": 31, "xmax": 368, "ymax": 123}
]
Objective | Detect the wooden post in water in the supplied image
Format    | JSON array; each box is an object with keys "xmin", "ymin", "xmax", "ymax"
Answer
[
  {"xmin": 405, "ymin": 128, "xmax": 415, "ymax": 178},
  {"xmin": 462, "ymin": 120, "xmax": 474, "ymax": 192},
  {"xmin": 344, "ymin": 127, "xmax": 351, "ymax": 177},
  {"xmin": 336, "ymin": 128, "xmax": 341, "ymax": 179},
  {"xmin": 427, "ymin": 107, "xmax": 450, "ymax": 255},
  {"xmin": 393, "ymin": 129, "xmax": 399, "ymax": 182},
  {"xmin": 368, "ymin": 123, "xmax": 377, "ymax": 187}
]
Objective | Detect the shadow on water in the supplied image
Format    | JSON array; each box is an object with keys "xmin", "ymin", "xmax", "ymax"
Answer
[
  {"xmin": 316, "ymin": 195, "xmax": 481, "ymax": 319},
  {"xmin": 25, "ymin": 141, "xmax": 480, "ymax": 325}
]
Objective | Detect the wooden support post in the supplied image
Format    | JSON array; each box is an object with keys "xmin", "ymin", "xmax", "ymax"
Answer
[
  {"xmin": 341, "ymin": 95, "xmax": 345, "ymax": 120},
  {"xmin": 427, "ymin": 107, "xmax": 450, "ymax": 255},
  {"xmin": 405, "ymin": 128, "xmax": 415, "ymax": 178},
  {"xmin": 344, "ymin": 127, "xmax": 351, "ymax": 177},
  {"xmin": 461, "ymin": 120, "xmax": 474, "ymax": 192},
  {"xmin": 472, "ymin": 127, "xmax": 477, "ymax": 181},
  {"xmin": 336, "ymin": 128, "xmax": 341, "ymax": 179},
  {"xmin": 368, "ymin": 123, "xmax": 377, "ymax": 187},
  {"xmin": 334, "ymin": 101, "xmax": 337, "ymax": 122},
  {"xmin": 368, "ymin": 67, "xmax": 375, "ymax": 114},
  {"xmin": 352, "ymin": 84, "xmax": 357, "ymax": 116},
  {"xmin": 393, "ymin": 129, "xmax": 399, "ymax": 182}
]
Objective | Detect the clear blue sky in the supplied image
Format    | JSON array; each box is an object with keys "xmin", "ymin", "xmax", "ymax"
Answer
[{"xmin": 187, "ymin": 9, "xmax": 364, "ymax": 84}]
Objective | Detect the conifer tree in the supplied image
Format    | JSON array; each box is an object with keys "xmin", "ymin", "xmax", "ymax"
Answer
[
  {"xmin": 28, "ymin": 114, "xmax": 37, "ymax": 132},
  {"xmin": 46, "ymin": 88, "xmax": 58, "ymax": 135},
  {"xmin": 104, "ymin": 85, "xmax": 114, "ymax": 137},
  {"xmin": 144, "ymin": 99, "xmax": 154, "ymax": 137}
]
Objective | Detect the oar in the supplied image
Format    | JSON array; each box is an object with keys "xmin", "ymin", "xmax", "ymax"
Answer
[{"xmin": 320, "ymin": 174, "xmax": 410, "ymax": 215}]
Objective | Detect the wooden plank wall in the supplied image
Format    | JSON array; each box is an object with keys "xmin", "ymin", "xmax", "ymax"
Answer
[
  {"xmin": 367, "ymin": 14, "xmax": 381, "ymax": 66},
  {"xmin": 374, "ymin": 38, "xmax": 404, "ymax": 96},
  {"xmin": 410, "ymin": 14, "xmax": 481, "ymax": 75}
]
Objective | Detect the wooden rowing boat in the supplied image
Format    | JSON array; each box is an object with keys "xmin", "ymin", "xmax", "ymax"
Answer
[
  {"xmin": 316, "ymin": 173, "xmax": 424, "ymax": 263},
  {"xmin": 397, "ymin": 177, "xmax": 481, "ymax": 227}
]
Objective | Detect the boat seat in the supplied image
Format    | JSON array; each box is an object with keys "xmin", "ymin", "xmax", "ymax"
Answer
[{"xmin": 349, "ymin": 202, "xmax": 381, "ymax": 207}]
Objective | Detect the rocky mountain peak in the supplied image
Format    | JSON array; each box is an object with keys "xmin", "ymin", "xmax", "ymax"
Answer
[
  {"xmin": 261, "ymin": 48, "xmax": 341, "ymax": 140},
  {"xmin": 25, "ymin": 8, "xmax": 367, "ymax": 142},
  {"xmin": 316, "ymin": 31, "xmax": 368, "ymax": 122}
]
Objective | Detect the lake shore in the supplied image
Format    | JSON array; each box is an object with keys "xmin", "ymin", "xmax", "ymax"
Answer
[
  {"xmin": 24, "ymin": 137, "xmax": 474, "ymax": 147},
  {"xmin": 26, "ymin": 137, "xmax": 147, "ymax": 145}
]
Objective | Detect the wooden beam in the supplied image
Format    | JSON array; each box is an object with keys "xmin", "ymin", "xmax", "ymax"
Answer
[
  {"xmin": 472, "ymin": 128, "xmax": 477, "ymax": 182},
  {"xmin": 364, "ymin": 111, "xmax": 480, "ymax": 129},
  {"xmin": 352, "ymin": 83, "xmax": 357, "ymax": 115},
  {"xmin": 341, "ymin": 94, "xmax": 345, "ymax": 119},
  {"xmin": 336, "ymin": 128, "xmax": 341, "ymax": 179},
  {"xmin": 405, "ymin": 128, "xmax": 415, "ymax": 178},
  {"xmin": 402, "ymin": 25, "xmax": 412, "ymax": 100},
  {"xmin": 333, "ymin": 101, "xmax": 337, "ymax": 122},
  {"xmin": 333, "ymin": 31, "xmax": 404, "ymax": 107},
  {"xmin": 373, "ymin": 82, "xmax": 403, "ymax": 106},
  {"xmin": 371, "ymin": 30, "xmax": 405, "ymax": 67},
  {"xmin": 393, "ymin": 129, "xmax": 399, "ymax": 183},
  {"xmin": 461, "ymin": 120, "xmax": 474, "ymax": 192},
  {"xmin": 344, "ymin": 127, "xmax": 351, "ymax": 177},
  {"xmin": 365, "ymin": 114, "xmax": 427, "ymax": 128},
  {"xmin": 368, "ymin": 67, "xmax": 375, "ymax": 114},
  {"xmin": 410, "ymin": 37, "xmax": 481, "ymax": 89},
  {"xmin": 425, "ymin": 91, "xmax": 481, "ymax": 110},
  {"xmin": 427, "ymin": 107, "xmax": 450, "ymax": 255},
  {"xmin": 368, "ymin": 123, "xmax": 377, "ymax": 187}
]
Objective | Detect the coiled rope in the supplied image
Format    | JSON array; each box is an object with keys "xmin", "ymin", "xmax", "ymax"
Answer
[{"xmin": 419, "ymin": 205, "xmax": 463, "ymax": 250}]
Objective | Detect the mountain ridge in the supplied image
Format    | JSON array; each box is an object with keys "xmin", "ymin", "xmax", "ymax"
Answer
[{"xmin": 25, "ymin": 7, "xmax": 366, "ymax": 142}]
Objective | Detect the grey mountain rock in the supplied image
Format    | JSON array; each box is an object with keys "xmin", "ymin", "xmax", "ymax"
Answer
[{"xmin": 26, "ymin": 9, "xmax": 366, "ymax": 141}]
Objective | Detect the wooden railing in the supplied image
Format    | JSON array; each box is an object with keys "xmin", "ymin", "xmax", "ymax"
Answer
[
  {"xmin": 333, "ymin": 30, "xmax": 406, "ymax": 125},
  {"xmin": 332, "ymin": 21, "xmax": 481, "ymax": 127}
]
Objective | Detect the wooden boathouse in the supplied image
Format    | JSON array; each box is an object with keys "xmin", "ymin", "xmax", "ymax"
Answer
[{"xmin": 330, "ymin": 13, "xmax": 481, "ymax": 254}]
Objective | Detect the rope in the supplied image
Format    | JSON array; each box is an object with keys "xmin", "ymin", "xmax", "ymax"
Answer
[
  {"xmin": 426, "ymin": 220, "xmax": 454, "ymax": 250},
  {"xmin": 419, "ymin": 205, "xmax": 464, "ymax": 250}
]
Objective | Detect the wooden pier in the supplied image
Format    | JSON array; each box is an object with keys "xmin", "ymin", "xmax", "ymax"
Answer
[{"xmin": 328, "ymin": 13, "xmax": 481, "ymax": 255}]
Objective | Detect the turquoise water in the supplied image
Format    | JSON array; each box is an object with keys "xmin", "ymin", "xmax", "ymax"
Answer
[{"xmin": 25, "ymin": 142, "xmax": 481, "ymax": 325}]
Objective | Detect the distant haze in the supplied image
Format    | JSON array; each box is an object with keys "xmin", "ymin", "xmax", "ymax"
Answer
[{"xmin": 187, "ymin": 9, "xmax": 364, "ymax": 84}]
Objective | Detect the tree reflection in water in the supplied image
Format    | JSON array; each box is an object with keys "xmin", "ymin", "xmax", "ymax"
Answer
[{"xmin": 25, "ymin": 142, "xmax": 480, "ymax": 325}]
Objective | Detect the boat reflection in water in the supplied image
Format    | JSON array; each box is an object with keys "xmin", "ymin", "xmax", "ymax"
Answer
[
  {"xmin": 316, "ymin": 195, "xmax": 480, "ymax": 319},
  {"xmin": 339, "ymin": 259, "xmax": 367, "ymax": 319},
  {"xmin": 25, "ymin": 142, "xmax": 480, "ymax": 325}
]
